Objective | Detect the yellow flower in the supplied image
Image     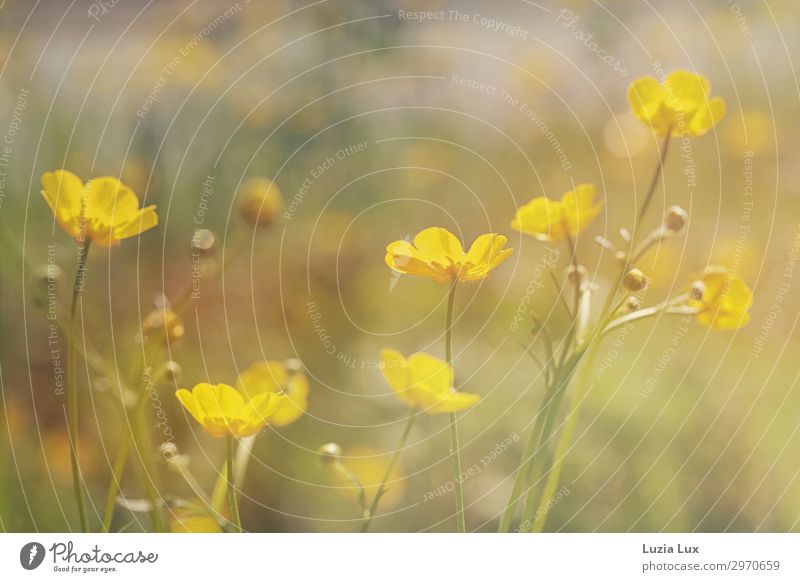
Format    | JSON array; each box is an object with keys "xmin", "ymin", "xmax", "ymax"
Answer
[
  {"xmin": 379, "ymin": 349, "xmax": 479, "ymax": 414},
  {"xmin": 385, "ymin": 227, "xmax": 512, "ymax": 283},
  {"xmin": 511, "ymin": 183, "xmax": 603, "ymax": 241},
  {"xmin": 175, "ymin": 383, "xmax": 287, "ymax": 438},
  {"xmin": 235, "ymin": 361, "xmax": 308, "ymax": 427},
  {"xmin": 169, "ymin": 509, "xmax": 222, "ymax": 533},
  {"xmin": 239, "ymin": 177, "xmax": 283, "ymax": 226},
  {"xmin": 41, "ymin": 169, "xmax": 158, "ymax": 247},
  {"xmin": 688, "ymin": 267, "xmax": 752, "ymax": 330},
  {"xmin": 339, "ymin": 446, "xmax": 407, "ymax": 509},
  {"xmin": 627, "ymin": 70, "xmax": 726, "ymax": 137}
]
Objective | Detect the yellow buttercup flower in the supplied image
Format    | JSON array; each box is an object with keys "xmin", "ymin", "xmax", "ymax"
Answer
[
  {"xmin": 235, "ymin": 360, "xmax": 309, "ymax": 427},
  {"xmin": 239, "ymin": 177, "xmax": 283, "ymax": 226},
  {"xmin": 385, "ymin": 227, "xmax": 512, "ymax": 283},
  {"xmin": 379, "ymin": 349, "xmax": 480, "ymax": 414},
  {"xmin": 41, "ymin": 169, "xmax": 158, "ymax": 247},
  {"xmin": 627, "ymin": 70, "xmax": 726, "ymax": 137},
  {"xmin": 511, "ymin": 183, "xmax": 603, "ymax": 242},
  {"xmin": 175, "ymin": 382, "xmax": 287, "ymax": 438},
  {"xmin": 688, "ymin": 267, "xmax": 752, "ymax": 330}
]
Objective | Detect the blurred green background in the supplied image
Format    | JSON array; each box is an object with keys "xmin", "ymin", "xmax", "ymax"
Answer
[{"xmin": 0, "ymin": 0, "xmax": 798, "ymax": 532}]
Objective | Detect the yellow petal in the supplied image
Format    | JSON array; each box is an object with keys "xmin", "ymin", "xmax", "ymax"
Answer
[
  {"xmin": 412, "ymin": 227, "xmax": 465, "ymax": 266},
  {"xmin": 270, "ymin": 373, "xmax": 309, "ymax": 427},
  {"xmin": 627, "ymin": 76, "xmax": 666, "ymax": 125},
  {"xmin": 666, "ymin": 70, "xmax": 710, "ymax": 110},
  {"xmin": 407, "ymin": 352, "xmax": 453, "ymax": 397},
  {"xmin": 176, "ymin": 388, "xmax": 205, "ymax": 425},
  {"xmin": 236, "ymin": 361, "xmax": 288, "ymax": 398},
  {"xmin": 465, "ymin": 234, "xmax": 512, "ymax": 277},
  {"xmin": 41, "ymin": 170, "xmax": 85, "ymax": 239},
  {"xmin": 428, "ymin": 391, "xmax": 481, "ymax": 414},
  {"xmin": 235, "ymin": 361, "xmax": 308, "ymax": 427},
  {"xmin": 561, "ymin": 183, "xmax": 603, "ymax": 237},
  {"xmin": 380, "ymin": 348, "xmax": 416, "ymax": 407},
  {"xmin": 238, "ymin": 392, "xmax": 289, "ymax": 436},
  {"xmin": 194, "ymin": 383, "xmax": 244, "ymax": 425},
  {"xmin": 110, "ymin": 205, "xmax": 159, "ymax": 242},
  {"xmin": 84, "ymin": 176, "xmax": 141, "ymax": 225},
  {"xmin": 511, "ymin": 196, "xmax": 566, "ymax": 241},
  {"xmin": 385, "ymin": 240, "xmax": 451, "ymax": 282},
  {"xmin": 687, "ymin": 96, "xmax": 726, "ymax": 136}
]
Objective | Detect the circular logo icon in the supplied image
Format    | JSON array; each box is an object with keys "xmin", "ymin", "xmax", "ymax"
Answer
[{"xmin": 20, "ymin": 542, "xmax": 46, "ymax": 570}]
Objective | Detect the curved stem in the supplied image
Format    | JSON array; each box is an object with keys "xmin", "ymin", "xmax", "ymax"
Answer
[
  {"xmin": 101, "ymin": 432, "xmax": 129, "ymax": 532},
  {"xmin": 101, "ymin": 353, "xmax": 167, "ymax": 532},
  {"xmin": 637, "ymin": 129, "xmax": 672, "ymax": 226},
  {"xmin": 67, "ymin": 239, "xmax": 91, "ymax": 532},
  {"xmin": 444, "ymin": 278, "xmax": 466, "ymax": 532},
  {"xmin": 361, "ymin": 410, "xmax": 416, "ymax": 532},
  {"xmin": 529, "ymin": 341, "xmax": 601, "ymax": 532},
  {"xmin": 227, "ymin": 435, "xmax": 242, "ymax": 532}
]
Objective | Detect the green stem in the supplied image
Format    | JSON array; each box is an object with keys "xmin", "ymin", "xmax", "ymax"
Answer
[
  {"xmin": 444, "ymin": 278, "xmax": 466, "ymax": 532},
  {"xmin": 67, "ymin": 238, "xmax": 91, "ymax": 532},
  {"xmin": 528, "ymin": 133, "xmax": 675, "ymax": 531},
  {"xmin": 517, "ymin": 367, "xmax": 575, "ymax": 531},
  {"xmin": 227, "ymin": 435, "xmax": 242, "ymax": 532},
  {"xmin": 101, "ymin": 356, "xmax": 167, "ymax": 532},
  {"xmin": 101, "ymin": 431, "xmax": 130, "ymax": 532},
  {"xmin": 530, "ymin": 342, "xmax": 601, "ymax": 532},
  {"xmin": 361, "ymin": 411, "xmax": 416, "ymax": 532},
  {"xmin": 637, "ymin": 129, "xmax": 672, "ymax": 226}
]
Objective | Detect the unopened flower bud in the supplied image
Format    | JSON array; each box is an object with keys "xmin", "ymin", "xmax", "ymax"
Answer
[
  {"xmin": 318, "ymin": 442, "xmax": 343, "ymax": 466},
  {"xmin": 665, "ymin": 205, "xmax": 689, "ymax": 234},
  {"xmin": 623, "ymin": 269, "xmax": 647, "ymax": 291},
  {"xmin": 625, "ymin": 296, "xmax": 641, "ymax": 312},
  {"xmin": 239, "ymin": 177, "xmax": 283, "ymax": 226},
  {"xmin": 567, "ymin": 265, "xmax": 588, "ymax": 284},
  {"xmin": 142, "ymin": 308, "xmax": 185, "ymax": 343},
  {"xmin": 162, "ymin": 361, "xmax": 183, "ymax": 383}
]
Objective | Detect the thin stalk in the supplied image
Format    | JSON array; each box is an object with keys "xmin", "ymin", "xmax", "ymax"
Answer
[
  {"xmin": 498, "ymin": 376, "xmax": 561, "ymax": 532},
  {"xmin": 637, "ymin": 129, "xmax": 672, "ymax": 225},
  {"xmin": 101, "ymin": 432, "xmax": 130, "ymax": 532},
  {"xmin": 517, "ymin": 367, "xmax": 575, "ymax": 531},
  {"xmin": 529, "ymin": 132, "xmax": 677, "ymax": 531},
  {"xmin": 226, "ymin": 435, "xmax": 242, "ymax": 532},
  {"xmin": 101, "ymin": 354, "xmax": 167, "ymax": 532},
  {"xmin": 67, "ymin": 238, "xmax": 91, "ymax": 532},
  {"xmin": 444, "ymin": 278, "xmax": 466, "ymax": 532},
  {"xmin": 361, "ymin": 411, "xmax": 417, "ymax": 532}
]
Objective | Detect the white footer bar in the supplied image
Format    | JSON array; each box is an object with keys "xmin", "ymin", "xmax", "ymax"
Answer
[{"xmin": 1, "ymin": 533, "xmax": 797, "ymax": 580}]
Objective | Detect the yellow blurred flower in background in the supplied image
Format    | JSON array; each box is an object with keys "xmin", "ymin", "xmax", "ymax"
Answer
[
  {"xmin": 142, "ymin": 307, "xmax": 185, "ymax": 343},
  {"xmin": 379, "ymin": 349, "xmax": 480, "ymax": 414},
  {"xmin": 339, "ymin": 446, "xmax": 407, "ymax": 509},
  {"xmin": 385, "ymin": 227, "xmax": 512, "ymax": 283},
  {"xmin": 175, "ymin": 382, "xmax": 287, "ymax": 438},
  {"xmin": 169, "ymin": 508, "xmax": 223, "ymax": 533},
  {"xmin": 41, "ymin": 169, "xmax": 158, "ymax": 247},
  {"xmin": 627, "ymin": 70, "xmax": 726, "ymax": 137},
  {"xmin": 239, "ymin": 177, "xmax": 284, "ymax": 226},
  {"xmin": 688, "ymin": 267, "xmax": 753, "ymax": 330},
  {"xmin": 511, "ymin": 183, "xmax": 603, "ymax": 242},
  {"xmin": 236, "ymin": 360, "xmax": 309, "ymax": 427}
]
